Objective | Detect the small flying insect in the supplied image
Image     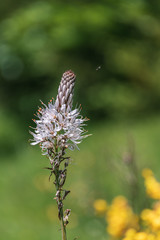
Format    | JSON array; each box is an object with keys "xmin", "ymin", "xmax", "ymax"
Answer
[{"xmin": 96, "ymin": 65, "xmax": 101, "ymax": 71}]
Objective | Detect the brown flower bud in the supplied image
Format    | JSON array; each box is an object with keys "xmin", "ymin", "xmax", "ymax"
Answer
[{"xmin": 55, "ymin": 70, "xmax": 76, "ymax": 112}]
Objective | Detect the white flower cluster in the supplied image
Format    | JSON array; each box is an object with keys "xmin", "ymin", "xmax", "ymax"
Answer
[
  {"xmin": 30, "ymin": 99, "xmax": 88, "ymax": 153},
  {"xmin": 30, "ymin": 70, "xmax": 89, "ymax": 154}
]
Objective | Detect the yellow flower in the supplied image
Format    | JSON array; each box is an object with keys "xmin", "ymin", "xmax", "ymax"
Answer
[
  {"xmin": 155, "ymin": 231, "xmax": 160, "ymax": 240},
  {"xmin": 142, "ymin": 169, "xmax": 153, "ymax": 178},
  {"xmin": 93, "ymin": 199, "xmax": 108, "ymax": 215},
  {"xmin": 141, "ymin": 202, "xmax": 160, "ymax": 232},
  {"xmin": 124, "ymin": 228, "xmax": 136, "ymax": 238},
  {"xmin": 141, "ymin": 209, "xmax": 154, "ymax": 222},
  {"xmin": 147, "ymin": 233, "xmax": 156, "ymax": 240},
  {"xmin": 142, "ymin": 168, "xmax": 160, "ymax": 200},
  {"xmin": 123, "ymin": 229, "xmax": 156, "ymax": 240},
  {"xmin": 106, "ymin": 196, "xmax": 138, "ymax": 238},
  {"xmin": 134, "ymin": 232, "xmax": 148, "ymax": 240}
]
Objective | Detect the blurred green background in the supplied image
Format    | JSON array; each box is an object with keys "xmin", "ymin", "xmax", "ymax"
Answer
[{"xmin": 1, "ymin": 0, "xmax": 160, "ymax": 239}]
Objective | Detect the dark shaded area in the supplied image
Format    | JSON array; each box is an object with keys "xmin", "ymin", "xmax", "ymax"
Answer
[
  {"xmin": 1, "ymin": 0, "xmax": 160, "ymax": 156},
  {"xmin": 1, "ymin": 0, "xmax": 160, "ymax": 124}
]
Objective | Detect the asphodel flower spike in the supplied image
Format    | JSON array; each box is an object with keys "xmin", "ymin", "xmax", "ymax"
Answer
[
  {"xmin": 30, "ymin": 70, "xmax": 89, "ymax": 153},
  {"xmin": 30, "ymin": 70, "xmax": 90, "ymax": 240}
]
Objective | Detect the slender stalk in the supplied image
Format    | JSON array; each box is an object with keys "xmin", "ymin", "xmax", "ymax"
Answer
[
  {"xmin": 61, "ymin": 217, "xmax": 67, "ymax": 240},
  {"xmin": 55, "ymin": 170, "xmax": 67, "ymax": 240},
  {"xmin": 30, "ymin": 70, "xmax": 89, "ymax": 240},
  {"xmin": 54, "ymin": 143, "xmax": 67, "ymax": 240}
]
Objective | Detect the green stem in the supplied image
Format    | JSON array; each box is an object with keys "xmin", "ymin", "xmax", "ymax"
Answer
[
  {"xmin": 54, "ymin": 142, "xmax": 67, "ymax": 240},
  {"xmin": 56, "ymin": 172, "xmax": 67, "ymax": 240},
  {"xmin": 61, "ymin": 216, "xmax": 67, "ymax": 240},
  {"xmin": 58, "ymin": 177, "xmax": 67, "ymax": 240}
]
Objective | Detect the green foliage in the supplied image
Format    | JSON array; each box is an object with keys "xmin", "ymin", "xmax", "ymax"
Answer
[
  {"xmin": 1, "ymin": 1, "xmax": 160, "ymax": 122},
  {"xmin": 1, "ymin": 2, "xmax": 160, "ymax": 239},
  {"xmin": 1, "ymin": 113, "xmax": 160, "ymax": 240}
]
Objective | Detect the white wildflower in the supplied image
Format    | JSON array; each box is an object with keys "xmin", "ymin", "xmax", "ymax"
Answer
[{"xmin": 30, "ymin": 70, "xmax": 89, "ymax": 154}]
